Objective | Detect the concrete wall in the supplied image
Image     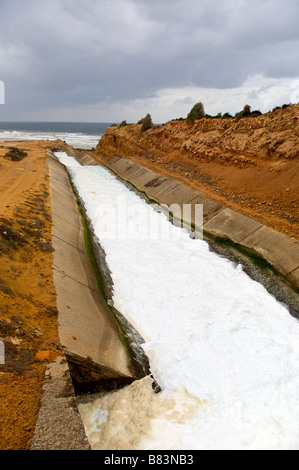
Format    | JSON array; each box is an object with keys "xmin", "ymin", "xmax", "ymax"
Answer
[{"xmin": 48, "ymin": 152, "xmax": 137, "ymax": 388}]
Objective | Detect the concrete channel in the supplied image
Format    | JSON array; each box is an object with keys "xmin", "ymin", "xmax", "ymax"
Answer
[{"xmin": 31, "ymin": 149, "xmax": 299, "ymax": 450}]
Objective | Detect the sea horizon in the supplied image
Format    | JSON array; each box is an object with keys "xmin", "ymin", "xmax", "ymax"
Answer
[{"xmin": 0, "ymin": 121, "xmax": 115, "ymax": 149}]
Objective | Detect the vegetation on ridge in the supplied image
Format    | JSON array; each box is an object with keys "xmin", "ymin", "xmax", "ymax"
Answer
[
  {"xmin": 186, "ymin": 102, "xmax": 205, "ymax": 122},
  {"xmin": 138, "ymin": 113, "xmax": 153, "ymax": 133},
  {"xmin": 113, "ymin": 101, "xmax": 296, "ymax": 129}
]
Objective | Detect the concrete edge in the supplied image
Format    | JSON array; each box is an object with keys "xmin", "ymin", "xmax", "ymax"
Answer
[
  {"xmin": 30, "ymin": 355, "xmax": 90, "ymax": 450},
  {"xmin": 31, "ymin": 151, "xmax": 90, "ymax": 450}
]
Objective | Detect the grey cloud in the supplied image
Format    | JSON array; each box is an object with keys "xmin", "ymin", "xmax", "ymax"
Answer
[
  {"xmin": 0, "ymin": 0, "xmax": 298, "ymax": 120},
  {"xmin": 247, "ymin": 90, "xmax": 259, "ymax": 100}
]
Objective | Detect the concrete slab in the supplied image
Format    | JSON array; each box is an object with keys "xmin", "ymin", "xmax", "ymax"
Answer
[
  {"xmin": 107, "ymin": 158, "xmax": 135, "ymax": 174},
  {"xmin": 53, "ymin": 237, "xmax": 96, "ymax": 287},
  {"xmin": 125, "ymin": 168, "xmax": 158, "ymax": 190},
  {"xmin": 151, "ymin": 183, "xmax": 199, "ymax": 206},
  {"xmin": 77, "ymin": 154, "xmax": 98, "ymax": 165},
  {"xmin": 146, "ymin": 181, "xmax": 184, "ymax": 205},
  {"xmin": 112, "ymin": 165, "xmax": 158, "ymax": 191},
  {"xmin": 204, "ymin": 207, "xmax": 263, "ymax": 244},
  {"xmin": 144, "ymin": 175, "xmax": 168, "ymax": 189},
  {"xmin": 54, "ymin": 270, "xmax": 132, "ymax": 378},
  {"xmin": 52, "ymin": 216, "xmax": 86, "ymax": 254},
  {"xmin": 190, "ymin": 194, "xmax": 224, "ymax": 224},
  {"xmin": 242, "ymin": 226, "xmax": 299, "ymax": 276},
  {"xmin": 287, "ymin": 268, "xmax": 299, "ymax": 289}
]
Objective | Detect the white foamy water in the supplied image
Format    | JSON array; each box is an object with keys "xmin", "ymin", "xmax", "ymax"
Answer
[
  {"xmin": 56, "ymin": 152, "xmax": 299, "ymax": 450},
  {"xmin": 0, "ymin": 130, "xmax": 102, "ymax": 149}
]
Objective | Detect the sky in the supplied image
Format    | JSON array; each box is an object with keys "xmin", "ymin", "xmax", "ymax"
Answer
[{"xmin": 0, "ymin": 0, "xmax": 299, "ymax": 124}]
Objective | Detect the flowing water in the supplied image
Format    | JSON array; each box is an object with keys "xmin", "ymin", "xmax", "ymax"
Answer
[{"xmin": 55, "ymin": 151, "xmax": 299, "ymax": 451}]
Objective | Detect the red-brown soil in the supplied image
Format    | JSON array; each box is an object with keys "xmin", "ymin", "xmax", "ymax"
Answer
[
  {"xmin": 0, "ymin": 140, "xmax": 67, "ymax": 450},
  {"xmin": 95, "ymin": 104, "xmax": 299, "ymax": 240}
]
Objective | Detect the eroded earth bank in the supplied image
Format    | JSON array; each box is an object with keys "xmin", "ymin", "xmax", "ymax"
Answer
[{"xmin": 95, "ymin": 104, "xmax": 298, "ymax": 241}]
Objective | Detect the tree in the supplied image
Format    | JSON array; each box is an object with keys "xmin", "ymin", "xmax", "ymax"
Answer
[
  {"xmin": 235, "ymin": 104, "xmax": 251, "ymax": 120},
  {"xmin": 242, "ymin": 104, "xmax": 251, "ymax": 116},
  {"xmin": 139, "ymin": 113, "xmax": 153, "ymax": 133},
  {"xmin": 186, "ymin": 102, "xmax": 205, "ymax": 121}
]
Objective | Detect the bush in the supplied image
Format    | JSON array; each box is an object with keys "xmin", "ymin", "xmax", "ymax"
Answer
[
  {"xmin": 222, "ymin": 112, "xmax": 233, "ymax": 119},
  {"xmin": 186, "ymin": 102, "xmax": 205, "ymax": 121},
  {"xmin": 235, "ymin": 104, "xmax": 252, "ymax": 120},
  {"xmin": 250, "ymin": 110, "xmax": 262, "ymax": 117},
  {"xmin": 242, "ymin": 104, "xmax": 251, "ymax": 116},
  {"xmin": 119, "ymin": 120, "xmax": 127, "ymax": 127},
  {"xmin": 4, "ymin": 148, "xmax": 28, "ymax": 161},
  {"xmin": 139, "ymin": 113, "xmax": 153, "ymax": 133},
  {"xmin": 235, "ymin": 105, "xmax": 264, "ymax": 120}
]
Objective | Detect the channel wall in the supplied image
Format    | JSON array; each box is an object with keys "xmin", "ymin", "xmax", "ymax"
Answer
[{"xmin": 31, "ymin": 152, "xmax": 137, "ymax": 450}]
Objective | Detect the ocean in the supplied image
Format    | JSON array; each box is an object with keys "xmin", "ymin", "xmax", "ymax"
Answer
[{"xmin": 0, "ymin": 121, "xmax": 114, "ymax": 149}]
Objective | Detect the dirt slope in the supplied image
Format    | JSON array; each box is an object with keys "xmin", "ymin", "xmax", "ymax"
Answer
[
  {"xmin": 95, "ymin": 104, "xmax": 299, "ymax": 240},
  {"xmin": 0, "ymin": 140, "xmax": 68, "ymax": 450}
]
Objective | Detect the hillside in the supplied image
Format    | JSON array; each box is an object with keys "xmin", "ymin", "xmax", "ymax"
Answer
[{"xmin": 94, "ymin": 104, "xmax": 299, "ymax": 240}]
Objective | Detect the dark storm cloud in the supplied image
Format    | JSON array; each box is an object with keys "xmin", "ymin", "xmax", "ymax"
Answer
[{"xmin": 0, "ymin": 0, "xmax": 298, "ymax": 120}]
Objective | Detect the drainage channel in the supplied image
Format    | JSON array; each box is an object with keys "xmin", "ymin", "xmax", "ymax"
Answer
[{"xmin": 54, "ymin": 151, "xmax": 299, "ymax": 450}]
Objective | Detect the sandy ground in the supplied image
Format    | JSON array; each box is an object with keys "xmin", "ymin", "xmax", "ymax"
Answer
[{"xmin": 0, "ymin": 141, "xmax": 64, "ymax": 450}]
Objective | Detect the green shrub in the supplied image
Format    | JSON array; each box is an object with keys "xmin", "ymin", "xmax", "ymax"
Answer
[
  {"xmin": 235, "ymin": 104, "xmax": 252, "ymax": 120},
  {"xmin": 139, "ymin": 113, "xmax": 153, "ymax": 133},
  {"xmin": 250, "ymin": 110, "xmax": 262, "ymax": 117},
  {"xmin": 235, "ymin": 105, "xmax": 263, "ymax": 120},
  {"xmin": 222, "ymin": 112, "xmax": 233, "ymax": 118},
  {"xmin": 186, "ymin": 102, "xmax": 205, "ymax": 121}
]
